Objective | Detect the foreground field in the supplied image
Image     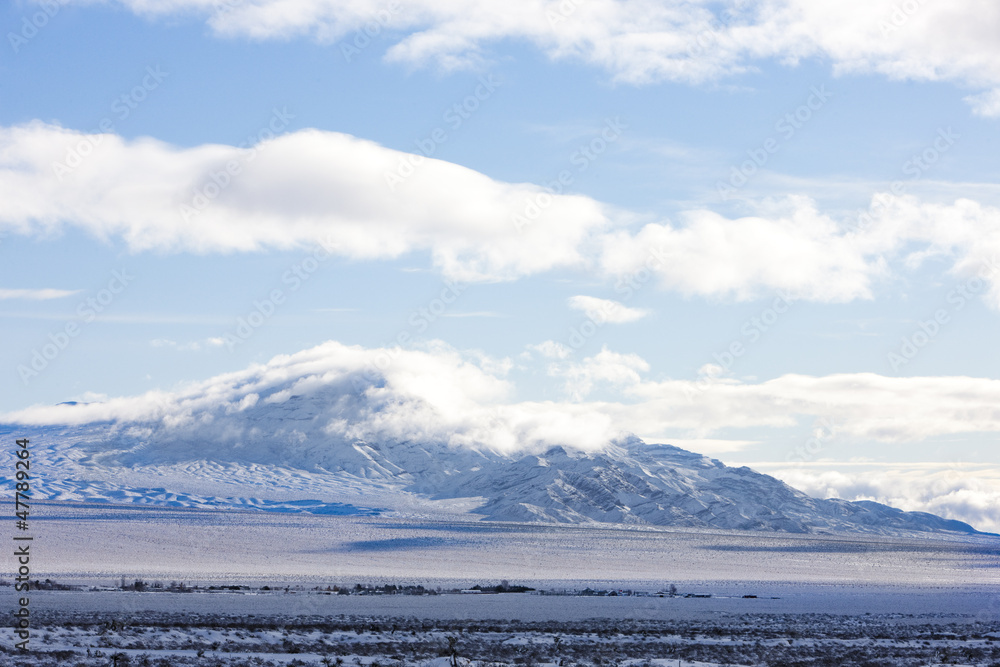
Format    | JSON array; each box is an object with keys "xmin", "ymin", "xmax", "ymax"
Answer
[
  {"xmin": 7, "ymin": 602, "xmax": 1000, "ymax": 667},
  {"xmin": 10, "ymin": 501, "xmax": 999, "ymax": 665}
]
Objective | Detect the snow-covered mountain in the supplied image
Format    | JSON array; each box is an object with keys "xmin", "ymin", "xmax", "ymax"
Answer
[{"xmin": 0, "ymin": 342, "xmax": 984, "ymax": 537}]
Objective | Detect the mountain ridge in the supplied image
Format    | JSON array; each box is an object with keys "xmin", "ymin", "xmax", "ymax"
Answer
[
  {"xmin": 0, "ymin": 344, "xmax": 988, "ymax": 538},
  {"xmin": 2, "ymin": 418, "xmax": 985, "ymax": 538}
]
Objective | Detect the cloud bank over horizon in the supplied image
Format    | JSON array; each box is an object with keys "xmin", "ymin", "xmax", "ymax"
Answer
[
  {"xmin": 7, "ymin": 338, "xmax": 1000, "ymax": 449},
  {"xmin": 764, "ymin": 463, "xmax": 1000, "ymax": 535}
]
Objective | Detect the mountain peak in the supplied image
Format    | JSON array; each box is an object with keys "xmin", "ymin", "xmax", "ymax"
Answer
[{"xmin": 1, "ymin": 342, "xmax": 987, "ymax": 537}]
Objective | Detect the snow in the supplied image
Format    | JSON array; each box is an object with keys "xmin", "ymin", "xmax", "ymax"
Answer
[
  {"xmin": 0, "ymin": 402, "xmax": 990, "ymax": 537},
  {"xmin": 12, "ymin": 591, "xmax": 1000, "ymax": 667}
]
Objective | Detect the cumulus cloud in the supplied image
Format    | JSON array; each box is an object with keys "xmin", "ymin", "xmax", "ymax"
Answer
[
  {"xmin": 555, "ymin": 346, "xmax": 650, "ymax": 400},
  {"xmin": 862, "ymin": 194, "xmax": 1000, "ymax": 309},
  {"xmin": 603, "ymin": 193, "xmax": 1000, "ymax": 305},
  {"xmin": 567, "ymin": 295, "xmax": 650, "ymax": 323},
  {"xmin": 5, "ymin": 123, "xmax": 1000, "ymax": 305},
  {"xmin": 535, "ymin": 348, "xmax": 1000, "ymax": 445},
  {"xmin": 53, "ymin": 0, "xmax": 1000, "ymax": 114},
  {"xmin": 0, "ymin": 288, "xmax": 81, "ymax": 300},
  {"xmin": 0, "ymin": 122, "xmax": 606, "ymax": 282},
  {"xmin": 620, "ymin": 372, "xmax": 1000, "ymax": 444},
  {"xmin": 601, "ymin": 196, "xmax": 879, "ymax": 302},
  {"xmin": 762, "ymin": 463, "xmax": 1000, "ymax": 535},
  {"xmin": 1, "ymin": 340, "xmax": 624, "ymax": 454}
]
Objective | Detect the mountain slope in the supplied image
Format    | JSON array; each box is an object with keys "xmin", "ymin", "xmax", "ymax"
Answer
[
  {"xmin": 0, "ymin": 420, "xmax": 982, "ymax": 537},
  {"xmin": 0, "ymin": 342, "xmax": 986, "ymax": 537}
]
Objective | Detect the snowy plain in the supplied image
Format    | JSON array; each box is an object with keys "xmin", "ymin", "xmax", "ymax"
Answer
[
  {"xmin": 23, "ymin": 501, "xmax": 1000, "ymax": 588},
  {"xmin": 5, "ymin": 501, "xmax": 999, "ymax": 666}
]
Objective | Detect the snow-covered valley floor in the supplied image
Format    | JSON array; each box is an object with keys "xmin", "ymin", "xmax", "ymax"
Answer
[
  {"xmin": 7, "ymin": 501, "xmax": 1000, "ymax": 665},
  {"xmin": 23, "ymin": 501, "xmax": 1000, "ymax": 586}
]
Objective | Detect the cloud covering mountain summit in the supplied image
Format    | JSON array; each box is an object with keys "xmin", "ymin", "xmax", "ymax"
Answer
[{"xmin": 4, "ymin": 340, "xmax": 998, "ymax": 534}]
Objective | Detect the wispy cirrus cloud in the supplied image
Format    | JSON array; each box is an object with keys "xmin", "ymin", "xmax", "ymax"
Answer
[
  {"xmin": 442, "ymin": 311, "xmax": 503, "ymax": 318},
  {"xmin": 567, "ymin": 295, "xmax": 650, "ymax": 324}
]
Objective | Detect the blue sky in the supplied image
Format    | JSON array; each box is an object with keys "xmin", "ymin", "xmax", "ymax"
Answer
[{"xmin": 3, "ymin": 0, "xmax": 1000, "ymax": 529}]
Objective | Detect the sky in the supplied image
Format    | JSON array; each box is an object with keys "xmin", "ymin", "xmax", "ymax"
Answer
[{"xmin": 2, "ymin": 0, "xmax": 1000, "ymax": 530}]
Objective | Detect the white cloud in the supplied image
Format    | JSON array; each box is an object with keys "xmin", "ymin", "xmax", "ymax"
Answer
[
  {"xmin": 8, "ymin": 340, "xmax": 1000, "ymax": 450},
  {"xmin": 0, "ymin": 288, "xmax": 81, "ymax": 300},
  {"xmin": 604, "ymin": 193, "xmax": 1000, "ymax": 305},
  {"xmin": 761, "ymin": 463, "xmax": 1000, "ymax": 534},
  {"xmin": 5, "ymin": 123, "xmax": 1000, "ymax": 306},
  {"xmin": 56, "ymin": 0, "xmax": 1000, "ymax": 114},
  {"xmin": 662, "ymin": 438, "xmax": 757, "ymax": 455},
  {"xmin": 964, "ymin": 89, "xmax": 1000, "ymax": 118},
  {"xmin": 567, "ymin": 295, "xmax": 650, "ymax": 323},
  {"xmin": 618, "ymin": 372, "xmax": 1000, "ymax": 444},
  {"xmin": 4, "ymin": 339, "xmax": 1000, "ymax": 527},
  {"xmin": 526, "ymin": 340, "xmax": 572, "ymax": 359},
  {"xmin": 873, "ymin": 195, "xmax": 1000, "ymax": 309},
  {"xmin": 538, "ymin": 349, "xmax": 1000, "ymax": 446},
  {"xmin": 150, "ymin": 337, "xmax": 227, "ymax": 352},
  {"xmin": 556, "ymin": 346, "xmax": 650, "ymax": 400},
  {"xmin": 0, "ymin": 122, "xmax": 607, "ymax": 283}
]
